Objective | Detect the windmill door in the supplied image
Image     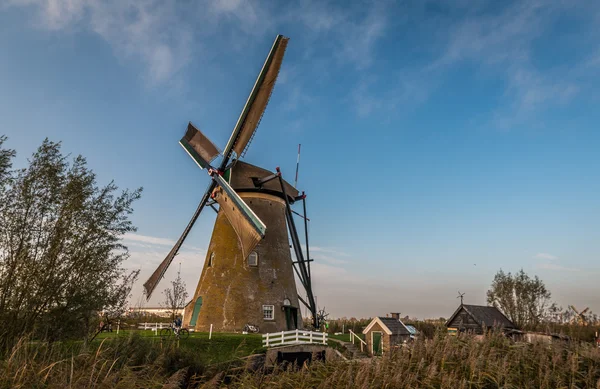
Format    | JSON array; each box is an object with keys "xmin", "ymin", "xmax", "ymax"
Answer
[
  {"xmin": 284, "ymin": 307, "xmax": 298, "ymax": 330},
  {"xmin": 372, "ymin": 332, "xmax": 383, "ymax": 355},
  {"xmin": 189, "ymin": 297, "xmax": 203, "ymax": 327}
]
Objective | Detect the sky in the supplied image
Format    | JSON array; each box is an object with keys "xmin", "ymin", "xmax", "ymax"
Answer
[{"xmin": 1, "ymin": 0, "xmax": 599, "ymax": 319}]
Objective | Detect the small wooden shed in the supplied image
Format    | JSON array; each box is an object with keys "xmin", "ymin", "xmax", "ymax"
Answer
[
  {"xmin": 362, "ymin": 313, "xmax": 412, "ymax": 356},
  {"xmin": 446, "ymin": 304, "xmax": 516, "ymax": 335}
]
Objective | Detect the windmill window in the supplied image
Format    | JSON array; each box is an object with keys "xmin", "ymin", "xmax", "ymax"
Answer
[
  {"xmin": 263, "ymin": 305, "xmax": 274, "ymax": 320},
  {"xmin": 248, "ymin": 251, "xmax": 258, "ymax": 267},
  {"xmin": 207, "ymin": 252, "xmax": 215, "ymax": 267}
]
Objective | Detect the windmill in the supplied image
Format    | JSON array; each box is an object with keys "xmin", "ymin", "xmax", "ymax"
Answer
[
  {"xmin": 569, "ymin": 305, "xmax": 590, "ymax": 326},
  {"xmin": 457, "ymin": 291, "xmax": 465, "ymax": 305},
  {"xmin": 143, "ymin": 35, "xmax": 318, "ymax": 333}
]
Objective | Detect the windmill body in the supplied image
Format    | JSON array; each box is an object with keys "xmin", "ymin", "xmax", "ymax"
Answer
[
  {"xmin": 183, "ymin": 162, "xmax": 303, "ymax": 332},
  {"xmin": 143, "ymin": 35, "xmax": 318, "ymax": 333}
]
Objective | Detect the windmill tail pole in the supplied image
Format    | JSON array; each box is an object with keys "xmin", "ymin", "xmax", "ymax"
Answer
[{"xmin": 294, "ymin": 144, "xmax": 301, "ymax": 188}]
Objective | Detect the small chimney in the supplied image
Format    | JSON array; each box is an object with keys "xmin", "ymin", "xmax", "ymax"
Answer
[{"xmin": 391, "ymin": 312, "xmax": 400, "ymax": 320}]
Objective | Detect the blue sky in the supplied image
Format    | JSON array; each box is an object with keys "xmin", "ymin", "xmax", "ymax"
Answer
[{"xmin": 1, "ymin": 0, "xmax": 599, "ymax": 319}]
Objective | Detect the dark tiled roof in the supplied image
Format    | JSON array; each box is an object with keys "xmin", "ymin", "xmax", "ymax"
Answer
[
  {"xmin": 462, "ymin": 305, "xmax": 515, "ymax": 329},
  {"xmin": 378, "ymin": 317, "xmax": 411, "ymax": 335}
]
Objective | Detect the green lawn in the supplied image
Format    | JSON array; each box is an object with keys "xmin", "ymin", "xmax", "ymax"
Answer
[
  {"xmin": 94, "ymin": 330, "xmax": 265, "ymax": 364},
  {"xmin": 329, "ymin": 333, "xmax": 364, "ymax": 342}
]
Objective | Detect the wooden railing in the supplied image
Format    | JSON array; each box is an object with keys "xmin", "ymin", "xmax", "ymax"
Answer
[
  {"xmin": 262, "ymin": 330, "xmax": 328, "ymax": 347},
  {"xmin": 349, "ymin": 329, "xmax": 367, "ymax": 352}
]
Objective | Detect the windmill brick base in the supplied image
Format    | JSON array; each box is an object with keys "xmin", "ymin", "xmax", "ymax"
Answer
[{"xmin": 184, "ymin": 184, "xmax": 302, "ymax": 333}]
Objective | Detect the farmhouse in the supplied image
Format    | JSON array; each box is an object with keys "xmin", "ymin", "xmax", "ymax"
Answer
[
  {"xmin": 446, "ymin": 304, "xmax": 516, "ymax": 335},
  {"xmin": 362, "ymin": 313, "xmax": 415, "ymax": 355}
]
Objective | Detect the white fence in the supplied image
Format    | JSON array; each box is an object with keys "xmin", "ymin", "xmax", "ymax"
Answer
[
  {"xmin": 262, "ymin": 330, "xmax": 328, "ymax": 347},
  {"xmin": 138, "ymin": 322, "xmax": 172, "ymax": 330}
]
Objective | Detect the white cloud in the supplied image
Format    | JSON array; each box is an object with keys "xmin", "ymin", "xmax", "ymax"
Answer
[{"xmin": 534, "ymin": 253, "xmax": 558, "ymax": 260}]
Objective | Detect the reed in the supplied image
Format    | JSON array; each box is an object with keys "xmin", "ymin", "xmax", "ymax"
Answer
[
  {"xmin": 231, "ymin": 331, "xmax": 600, "ymax": 389},
  {"xmin": 1, "ymin": 331, "xmax": 598, "ymax": 388}
]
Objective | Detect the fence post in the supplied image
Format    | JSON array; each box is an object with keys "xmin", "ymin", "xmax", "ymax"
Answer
[
  {"xmin": 209, "ymin": 324, "xmax": 213, "ymax": 340},
  {"xmin": 281, "ymin": 331, "xmax": 284, "ymax": 345},
  {"xmin": 310, "ymin": 331, "xmax": 313, "ymax": 343},
  {"xmin": 296, "ymin": 329, "xmax": 299, "ymax": 343},
  {"xmin": 266, "ymin": 332, "xmax": 269, "ymax": 347},
  {"xmin": 322, "ymin": 332, "xmax": 326, "ymax": 344}
]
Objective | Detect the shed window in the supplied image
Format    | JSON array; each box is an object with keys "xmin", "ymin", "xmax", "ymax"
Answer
[
  {"xmin": 248, "ymin": 251, "xmax": 258, "ymax": 267},
  {"xmin": 263, "ymin": 305, "xmax": 274, "ymax": 320},
  {"xmin": 207, "ymin": 252, "xmax": 215, "ymax": 267}
]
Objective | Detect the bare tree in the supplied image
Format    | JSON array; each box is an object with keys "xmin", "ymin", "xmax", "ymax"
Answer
[
  {"xmin": 163, "ymin": 269, "xmax": 188, "ymax": 321},
  {"xmin": 89, "ymin": 269, "xmax": 140, "ymax": 342}
]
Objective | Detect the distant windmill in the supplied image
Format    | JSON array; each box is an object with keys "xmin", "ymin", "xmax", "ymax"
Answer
[
  {"xmin": 569, "ymin": 305, "xmax": 590, "ymax": 326},
  {"xmin": 317, "ymin": 307, "xmax": 330, "ymax": 331},
  {"xmin": 457, "ymin": 291, "xmax": 465, "ymax": 305}
]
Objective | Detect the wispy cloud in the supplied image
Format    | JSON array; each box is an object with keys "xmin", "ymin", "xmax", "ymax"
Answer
[
  {"xmin": 309, "ymin": 246, "xmax": 349, "ymax": 257},
  {"xmin": 122, "ymin": 232, "xmax": 206, "ymax": 305},
  {"xmin": 534, "ymin": 253, "xmax": 558, "ymax": 260},
  {"xmin": 5, "ymin": 0, "xmax": 193, "ymax": 85},
  {"xmin": 352, "ymin": 1, "xmax": 600, "ymax": 125},
  {"xmin": 537, "ymin": 263, "xmax": 580, "ymax": 272},
  {"xmin": 337, "ymin": 3, "xmax": 389, "ymax": 70},
  {"xmin": 123, "ymin": 232, "xmax": 175, "ymax": 247},
  {"xmin": 4, "ymin": 0, "xmax": 393, "ymax": 113},
  {"xmin": 123, "ymin": 232, "xmax": 203, "ymax": 251}
]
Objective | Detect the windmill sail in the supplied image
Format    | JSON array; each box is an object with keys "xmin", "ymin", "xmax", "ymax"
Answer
[
  {"xmin": 212, "ymin": 174, "xmax": 266, "ymax": 259},
  {"xmin": 222, "ymin": 35, "xmax": 289, "ymax": 162},
  {"xmin": 180, "ymin": 122, "xmax": 220, "ymax": 169},
  {"xmin": 143, "ymin": 180, "xmax": 216, "ymax": 299}
]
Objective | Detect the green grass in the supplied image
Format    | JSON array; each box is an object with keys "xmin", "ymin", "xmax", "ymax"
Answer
[
  {"xmin": 328, "ymin": 333, "xmax": 364, "ymax": 342},
  {"xmin": 94, "ymin": 330, "xmax": 265, "ymax": 364}
]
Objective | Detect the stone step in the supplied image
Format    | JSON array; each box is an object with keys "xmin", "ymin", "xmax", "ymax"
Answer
[{"xmin": 341, "ymin": 342, "xmax": 369, "ymax": 359}]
